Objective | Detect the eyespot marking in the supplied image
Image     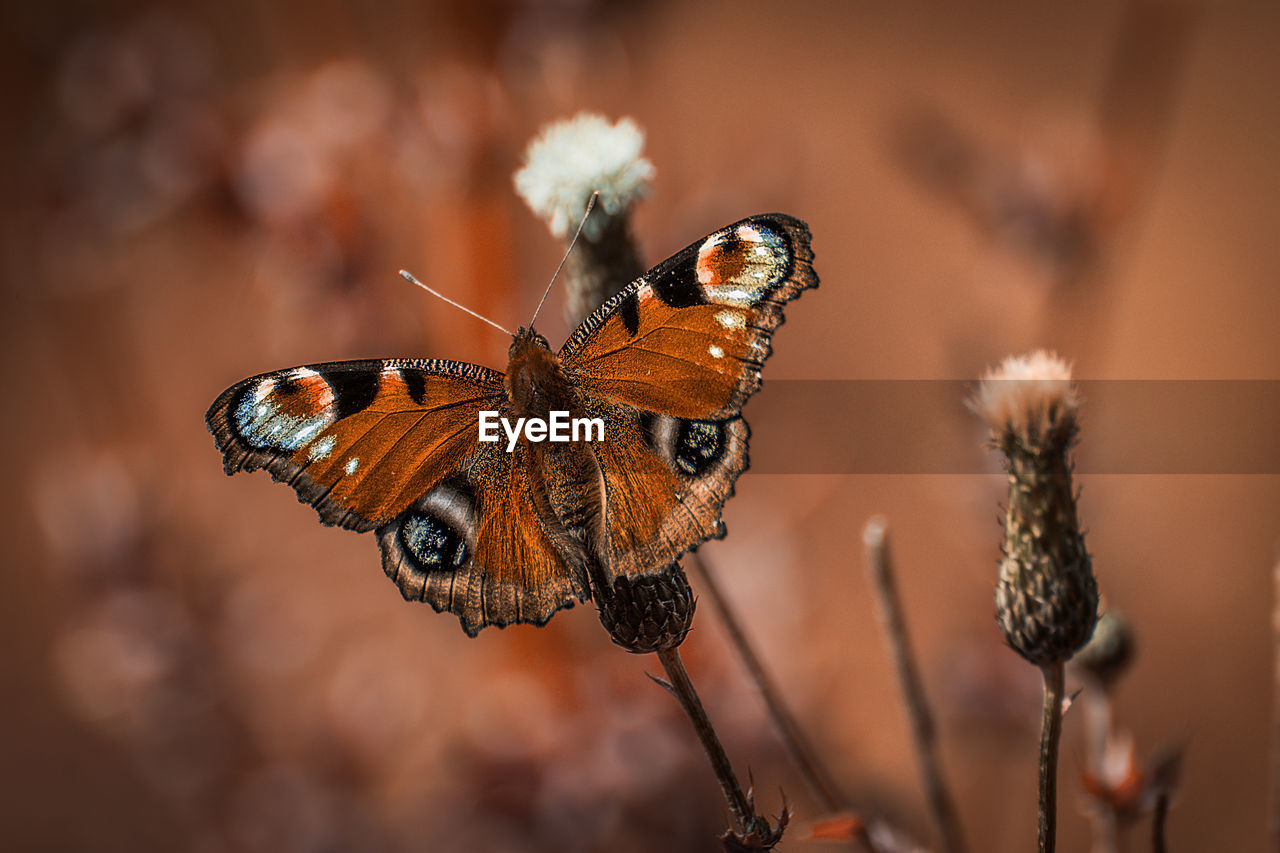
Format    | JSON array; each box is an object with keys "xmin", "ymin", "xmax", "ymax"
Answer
[
  {"xmin": 673, "ymin": 419, "xmax": 729, "ymax": 477},
  {"xmin": 400, "ymin": 512, "xmax": 469, "ymax": 574},
  {"xmin": 697, "ymin": 223, "xmax": 789, "ymax": 306},
  {"xmin": 397, "ymin": 482, "xmax": 475, "ymax": 575},
  {"xmin": 233, "ymin": 369, "xmax": 336, "ymax": 452},
  {"xmin": 648, "ymin": 415, "xmax": 733, "ymax": 479}
]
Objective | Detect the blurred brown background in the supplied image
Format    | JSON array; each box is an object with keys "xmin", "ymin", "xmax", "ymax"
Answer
[{"xmin": 2, "ymin": 1, "xmax": 1277, "ymax": 850}]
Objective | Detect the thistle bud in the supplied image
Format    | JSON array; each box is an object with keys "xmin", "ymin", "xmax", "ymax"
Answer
[
  {"xmin": 597, "ymin": 562, "xmax": 694, "ymax": 654},
  {"xmin": 970, "ymin": 351, "xmax": 1098, "ymax": 667},
  {"xmin": 513, "ymin": 112, "xmax": 652, "ymax": 327}
]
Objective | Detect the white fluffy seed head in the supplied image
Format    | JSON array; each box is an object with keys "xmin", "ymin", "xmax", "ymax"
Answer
[
  {"xmin": 969, "ymin": 350, "xmax": 1080, "ymax": 441},
  {"xmin": 513, "ymin": 112, "xmax": 654, "ymax": 241}
]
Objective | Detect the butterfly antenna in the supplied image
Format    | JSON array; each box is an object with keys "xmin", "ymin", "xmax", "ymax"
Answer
[
  {"xmin": 399, "ymin": 270, "xmax": 513, "ymax": 336},
  {"xmin": 529, "ymin": 190, "xmax": 599, "ymax": 328}
]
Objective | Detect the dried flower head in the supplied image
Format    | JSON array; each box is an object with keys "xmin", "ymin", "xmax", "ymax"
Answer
[
  {"xmin": 514, "ymin": 112, "xmax": 654, "ymax": 241},
  {"xmin": 597, "ymin": 562, "xmax": 694, "ymax": 654},
  {"xmin": 969, "ymin": 350, "xmax": 1080, "ymax": 450},
  {"xmin": 971, "ymin": 351, "xmax": 1098, "ymax": 668},
  {"xmin": 514, "ymin": 112, "xmax": 652, "ymax": 327}
]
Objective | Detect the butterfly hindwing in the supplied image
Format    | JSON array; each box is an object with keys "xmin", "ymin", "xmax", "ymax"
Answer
[
  {"xmin": 585, "ymin": 394, "xmax": 752, "ymax": 580},
  {"xmin": 377, "ymin": 440, "xmax": 590, "ymax": 636}
]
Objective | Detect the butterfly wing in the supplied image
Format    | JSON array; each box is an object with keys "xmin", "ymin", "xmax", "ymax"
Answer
[
  {"xmin": 560, "ymin": 213, "xmax": 817, "ymax": 419},
  {"xmin": 207, "ymin": 358, "xmax": 504, "ymax": 531},
  {"xmin": 207, "ymin": 359, "xmax": 589, "ymax": 634},
  {"xmin": 375, "ymin": 439, "xmax": 590, "ymax": 636},
  {"xmin": 559, "ymin": 213, "xmax": 817, "ymax": 578}
]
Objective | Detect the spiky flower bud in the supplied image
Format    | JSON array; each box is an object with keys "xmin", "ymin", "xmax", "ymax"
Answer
[
  {"xmin": 598, "ymin": 562, "xmax": 694, "ymax": 654},
  {"xmin": 513, "ymin": 112, "xmax": 652, "ymax": 327},
  {"xmin": 970, "ymin": 351, "xmax": 1098, "ymax": 667},
  {"xmin": 1073, "ymin": 609, "xmax": 1134, "ymax": 688}
]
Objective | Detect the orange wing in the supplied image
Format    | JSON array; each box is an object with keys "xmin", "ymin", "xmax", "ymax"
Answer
[
  {"xmin": 560, "ymin": 214, "xmax": 817, "ymax": 581},
  {"xmin": 208, "ymin": 359, "xmax": 504, "ymax": 531},
  {"xmin": 583, "ymin": 395, "xmax": 753, "ymax": 580},
  {"xmin": 560, "ymin": 213, "xmax": 816, "ymax": 419},
  {"xmin": 376, "ymin": 440, "xmax": 590, "ymax": 636}
]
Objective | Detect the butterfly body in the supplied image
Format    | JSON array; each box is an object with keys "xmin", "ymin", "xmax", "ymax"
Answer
[
  {"xmin": 503, "ymin": 327, "xmax": 577, "ymax": 421},
  {"xmin": 208, "ymin": 214, "xmax": 817, "ymax": 636}
]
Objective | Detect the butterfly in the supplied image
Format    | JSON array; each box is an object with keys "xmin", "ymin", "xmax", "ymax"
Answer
[{"xmin": 207, "ymin": 213, "xmax": 817, "ymax": 636}]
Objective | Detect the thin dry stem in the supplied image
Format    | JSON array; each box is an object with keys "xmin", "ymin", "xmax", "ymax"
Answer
[
  {"xmin": 1083, "ymin": 689, "xmax": 1120, "ymax": 853},
  {"xmin": 1039, "ymin": 661, "xmax": 1066, "ymax": 853},
  {"xmin": 1151, "ymin": 789, "xmax": 1170, "ymax": 853},
  {"xmin": 1273, "ymin": 554, "xmax": 1280, "ymax": 851},
  {"xmin": 685, "ymin": 552, "xmax": 847, "ymax": 812},
  {"xmin": 863, "ymin": 517, "xmax": 967, "ymax": 853},
  {"xmin": 687, "ymin": 552, "xmax": 920, "ymax": 853},
  {"xmin": 654, "ymin": 645, "xmax": 769, "ymax": 841}
]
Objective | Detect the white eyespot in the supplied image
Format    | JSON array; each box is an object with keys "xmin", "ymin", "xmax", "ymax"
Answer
[
  {"xmin": 724, "ymin": 289, "xmax": 751, "ymax": 302},
  {"xmin": 309, "ymin": 435, "xmax": 336, "ymax": 461},
  {"xmin": 294, "ymin": 420, "xmax": 326, "ymax": 446},
  {"xmin": 754, "ymin": 246, "xmax": 770, "ymax": 257},
  {"xmin": 715, "ymin": 310, "xmax": 745, "ymax": 330},
  {"xmin": 735, "ymin": 225, "xmax": 763, "ymax": 242},
  {"xmin": 708, "ymin": 345, "xmax": 724, "ymax": 359},
  {"xmin": 345, "ymin": 457, "xmax": 359, "ymax": 474}
]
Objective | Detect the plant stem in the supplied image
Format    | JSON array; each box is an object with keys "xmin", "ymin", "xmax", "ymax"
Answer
[
  {"xmin": 686, "ymin": 552, "xmax": 847, "ymax": 813},
  {"xmin": 1151, "ymin": 789, "xmax": 1170, "ymax": 853},
  {"xmin": 1083, "ymin": 688, "xmax": 1119, "ymax": 853},
  {"xmin": 863, "ymin": 518, "xmax": 967, "ymax": 853},
  {"xmin": 1038, "ymin": 661, "xmax": 1066, "ymax": 853},
  {"xmin": 1272, "ymin": 555, "xmax": 1280, "ymax": 852},
  {"xmin": 655, "ymin": 645, "xmax": 756, "ymax": 833},
  {"xmin": 686, "ymin": 553, "xmax": 921, "ymax": 853}
]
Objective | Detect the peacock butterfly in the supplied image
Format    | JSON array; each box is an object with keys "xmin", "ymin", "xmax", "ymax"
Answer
[{"xmin": 207, "ymin": 214, "xmax": 817, "ymax": 636}]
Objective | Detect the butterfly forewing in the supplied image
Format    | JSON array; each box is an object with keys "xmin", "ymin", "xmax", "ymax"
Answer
[
  {"xmin": 207, "ymin": 359, "xmax": 504, "ymax": 531},
  {"xmin": 560, "ymin": 213, "xmax": 816, "ymax": 420}
]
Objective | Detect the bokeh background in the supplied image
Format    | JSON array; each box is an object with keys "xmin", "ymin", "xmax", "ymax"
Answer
[{"xmin": 3, "ymin": 1, "xmax": 1278, "ymax": 850}]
